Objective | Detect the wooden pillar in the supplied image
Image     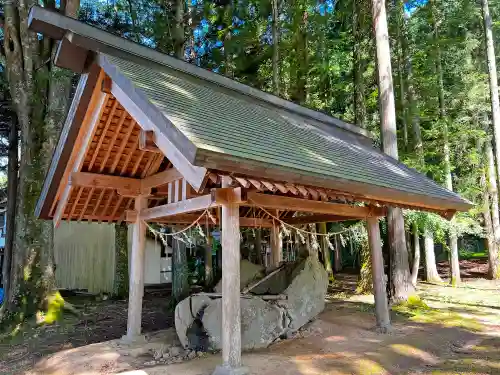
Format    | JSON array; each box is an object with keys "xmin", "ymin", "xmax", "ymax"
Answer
[
  {"xmin": 218, "ymin": 176, "xmax": 244, "ymax": 372},
  {"xmin": 366, "ymin": 217, "xmax": 391, "ymax": 332},
  {"xmin": 126, "ymin": 195, "xmax": 147, "ymax": 340},
  {"xmin": 270, "ymin": 214, "xmax": 282, "ymax": 267}
]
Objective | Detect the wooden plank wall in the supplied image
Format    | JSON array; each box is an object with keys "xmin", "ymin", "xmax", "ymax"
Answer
[{"xmin": 54, "ymin": 221, "xmax": 116, "ymax": 293}]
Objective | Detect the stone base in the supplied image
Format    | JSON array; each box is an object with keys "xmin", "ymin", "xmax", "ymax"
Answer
[
  {"xmin": 212, "ymin": 364, "xmax": 249, "ymax": 375},
  {"xmin": 119, "ymin": 334, "xmax": 147, "ymax": 345}
]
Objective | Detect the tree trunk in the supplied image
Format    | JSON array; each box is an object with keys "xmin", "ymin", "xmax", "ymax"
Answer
[
  {"xmin": 486, "ymin": 141, "xmax": 500, "ymax": 279},
  {"xmin": 372, "ymin": 0, "xmax": 413, "ymax": 302},
  {"xmin": 431, "ymin": 0, "xmax": 460, "ymax": 285},
  {"xmin": 353, "ymin": 0, "xmax": 372, "ymax": 293},
  {"xmin": 482, "ymin": 0, "xmax": 500, "ymax": 194},
  {"xmin": 2, "ymin": 115, "xmax": 18, "ymax": 303},
  {"xmin": 172, "ymin": 238, "xmax": 189, "ymax": 302},
  {"xmin": 482, "ymin": 166, "xmax": 499, "ymax": 279},
  {"xmin": 174, "ymin": 0, "xmax": 185, "ymax": 59},
  {"xmin": 224, "ymin": 1, "xmax": 234, "ymax": 77},
  {"xmin": 353, "ymin": 0, "xmax": 367, "ymax": 127},
  {"xmin": 271, "ymin": 0, "xmax": 280, "ymax": 96},
  {"xmin": 395, "ymin": 0, "xmax": 408, "ymax": 150},
  {"xmin": 424, "ymin": 229, "xmax": 442, "ymax": 282},
  {"xmin": 4, "ymin": 0, "xmax": 80, "ymax": 318},
  {"xmin": 290, "ymin": 2, "xmax": 308, "ymax": 104},
  {"xmin": 410, "ymin": 223, "xmax": 420, "ymax": 286},
  {"xmin": 113, "ymin": 223, "xmax": 129, "ymax": 298}
]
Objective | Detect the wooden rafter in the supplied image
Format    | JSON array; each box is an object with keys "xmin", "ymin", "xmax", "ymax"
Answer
[
  {"xmin": 99, "ymin": 106, "xmax": 127, "ymax": 172},
  {"xmin": 88, "ymin": 98, "xmax": 119, "ymax": 171},
  {"xmin": 91, "ymin": 188, "xmax": 106, "ymax": 216},
  {"xmin": 100, "ymin": 190, "xmax": 116, "ymax": 221},
  {"xmin": 130, "ymin": 149, "xmax": 146, "ymax": 176},
  {"xmin": 78, "ymin": 187, "xmax": 94, "ymax": 221},
  {"xmin": 109, "ymin": 119, "xmax": 136, "ymax": 173},
  {"xmin": 68, "ymin": 186, "xmax": 84, "ymax": 219},
  {"xmin": 53, "ymin": 90, "xmax": 108, "ymax": 227},
  {"xmin": 110, "ymin": 195, "xmax": 124, "ymax": 219},
  {"xmin": 120, "ymin": 136, "xmax": 139, "ymax": 175}
]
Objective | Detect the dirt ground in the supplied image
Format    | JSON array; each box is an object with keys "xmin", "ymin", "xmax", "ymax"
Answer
[
  {"xmin": 0, "ymin": 288, "xmax": 174, "ymax": 374},
  {"xmin": 2, "ymin": 260, "xmax": 500, "ymax": 375}
]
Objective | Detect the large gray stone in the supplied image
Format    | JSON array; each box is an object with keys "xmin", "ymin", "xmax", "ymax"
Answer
[
  {"xmin": 174, "ymin": 293, "xmax": 212, "ymax": 348},
  {"xmin": 202, "ymin": 296, "xmax": 286, "ymax": 350},
  {"xmin": 174, "ymin": 256, "xmax": 327, "ymax": 352},
  {"xmin": 278, "ymin": 256, "xmax": 328, "ymax": 331},
  {"xmin": 214, "ymin": 260, "xmax": 265, "ymax": 293}
]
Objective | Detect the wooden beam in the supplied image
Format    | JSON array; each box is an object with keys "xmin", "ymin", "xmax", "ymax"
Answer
[
  {"xmin": 284, "ymin": 214, "xmax": 362, "ymax": 225},
  {"xmin": 54, "ymin": 34, "xmax": 91, "ymax": 74},
  {"xmin": 71, "ymin": 172, "xmax": 141, "ymax": 197},
  {"xmin": 139, "ymin": 194, "xmax": 214, "ymax": 220},
  {"xmin": 247, "ymin": 192, "xmax": 386, "ymax": 217},
  {"xmin": 53, "ymin": 91, "xmax": 108, "ymax": 227},
  {"xmin": 141, "ymin": 168, "xmax": 183, "ymax": 193},
  {"xmin": 139, "ymin": 130, "xmax": 161, "ymax": 153}
]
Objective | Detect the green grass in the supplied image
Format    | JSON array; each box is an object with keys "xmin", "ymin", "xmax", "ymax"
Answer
[
  {"xmin": 392, "ymin": 295, "xmax": 484, "ymax": 332},
  {"xmin": 459, "ymin": 250, "xmax": 488, "ymax": 259}
]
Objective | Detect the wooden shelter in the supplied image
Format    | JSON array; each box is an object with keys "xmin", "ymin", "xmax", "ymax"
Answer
[{"xmin": 29, "ymin": 7, "xmax": 470, "ymax": 375}]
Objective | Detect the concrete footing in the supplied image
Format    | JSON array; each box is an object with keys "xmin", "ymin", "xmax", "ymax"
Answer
[{"xmin": 212, "ymin": 364, "xmax": 249, "ymax": 375}]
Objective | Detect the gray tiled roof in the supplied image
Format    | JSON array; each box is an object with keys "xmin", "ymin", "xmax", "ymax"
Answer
[{"xmin": 104, "ymin": 55, "xmax": 469, "ymax": 210}]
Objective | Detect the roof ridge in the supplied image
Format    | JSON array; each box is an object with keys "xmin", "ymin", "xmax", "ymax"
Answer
[{"xmin": 28, "ymin": 6, "xmax": 371, "ymax": 140}]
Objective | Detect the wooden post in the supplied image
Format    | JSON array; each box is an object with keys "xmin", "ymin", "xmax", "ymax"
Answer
[
  {"xmin": 270, "ymin": 214, "xmax": 282, "ymax": 267},
  {"xmin": 126, "ymin": 195, "xmax": 147, "ymax": 340},
  {"xmin": 366, "ymin": 217, "xmax": 391, "ymax": 332},
  {"xmin": 216, "ymin": 176, "xmax": 244, "ymax": 373}
]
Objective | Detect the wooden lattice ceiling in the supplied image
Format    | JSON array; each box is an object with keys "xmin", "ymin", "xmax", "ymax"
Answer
[{"xmin": 58, "ymin": 95, "xmax": 165, "ymax": 222}]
